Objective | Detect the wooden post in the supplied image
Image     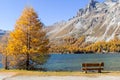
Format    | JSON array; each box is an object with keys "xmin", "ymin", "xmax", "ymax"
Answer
[
  {"xmin": 85, "ymin": 64, "xmax": 87, "ymax": 73},
  {"xmin": 98, "ymin": 69, "xmax": 101, "ymax": 73}
]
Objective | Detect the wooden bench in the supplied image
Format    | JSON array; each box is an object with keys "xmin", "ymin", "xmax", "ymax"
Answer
[{"xmin": 82, "ymin": 62, "xmax": 104, "ymax": 73}]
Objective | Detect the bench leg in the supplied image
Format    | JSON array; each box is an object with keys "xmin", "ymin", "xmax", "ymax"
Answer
[
  {"xmin": 98, "ymin": 70, "xmax": 101, "ymax": 73},
  {"xmin": 85, "ymin": 70, "xmax": 87, "ymax": 73}
]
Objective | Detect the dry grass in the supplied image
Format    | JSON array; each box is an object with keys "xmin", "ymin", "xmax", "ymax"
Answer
[{"xmin": 0, "ymin": 69, "xmax": 120, "ymax": 77}]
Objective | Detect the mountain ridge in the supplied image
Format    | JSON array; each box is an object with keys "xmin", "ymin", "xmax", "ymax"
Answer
[{"xmin": 46, "ymin": 0, "xmax": 120, "ymax": 42}]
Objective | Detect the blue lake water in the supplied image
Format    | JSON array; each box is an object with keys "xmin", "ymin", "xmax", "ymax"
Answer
[
  {"xmin": 1, "ymin": 53, "xmax": 120, "ymax": 71},
  {"xmin": 42, "ymin": 53, "xmax": 120, "ymax": 71}
]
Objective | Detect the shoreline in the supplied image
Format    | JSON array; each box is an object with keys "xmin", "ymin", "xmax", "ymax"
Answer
[{"xmin": 49, "ymin": 52, "xmax": 120, "ymax": 54}]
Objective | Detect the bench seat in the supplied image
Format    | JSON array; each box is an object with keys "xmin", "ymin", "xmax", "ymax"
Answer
[{"xmin": 82, "ymin": 67, "xmax": 104, "ymax": 70}]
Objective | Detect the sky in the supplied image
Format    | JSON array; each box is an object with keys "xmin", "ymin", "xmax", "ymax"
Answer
[{"xmin": 0, "ymin": 0, "xmax": 104, "ymax": 30}]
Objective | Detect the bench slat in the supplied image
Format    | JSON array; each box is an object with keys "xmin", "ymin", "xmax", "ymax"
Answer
[
  {"xmin": 82, "ymin": 68, "xmax": 104, "ymax": 70},
  {"xmin": 82, "ymin": 63, "xmax": 104, "ymax": 67}
]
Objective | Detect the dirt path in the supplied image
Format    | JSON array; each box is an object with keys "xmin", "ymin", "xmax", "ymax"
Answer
[
  {"xmin": 0, "ymin": 72, "xmax": 16, "ymax": 80},
  {"xmin": 1, "ymin": 72, "xmax": 120, "ymax": 80},
  {"xmin": 3, "ymin": 75, "xmax": 120, "ymax": 80}
]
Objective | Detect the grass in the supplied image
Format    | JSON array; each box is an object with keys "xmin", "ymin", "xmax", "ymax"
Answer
[
  {"xmin": 0, "ymin": 69, "xmax": 86, "ymax": 76},
  {"xmin": 0, "ymin": 69, "xmax": 120, "ymax": 76}
]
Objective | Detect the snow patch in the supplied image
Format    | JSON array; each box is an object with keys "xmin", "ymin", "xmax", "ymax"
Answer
[
  {"xmin": 75, "ymin": 22, "xmax": 82, "ymax": 29},
  {"xmin": 104, "ymin": 1, "xmax": 116, "ymax": 8},
  {"xmin": 86, "ymin": 36, "xmax": 98, "ymax": 42}
]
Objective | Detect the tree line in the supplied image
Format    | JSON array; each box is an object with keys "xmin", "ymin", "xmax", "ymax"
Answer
[{"xmin": 49, "ymin": 36, "xmax": 120, "ymax": 53}]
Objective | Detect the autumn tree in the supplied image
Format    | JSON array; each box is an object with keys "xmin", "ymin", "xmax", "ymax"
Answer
[
  {"xmin": 7, "ymin": 7, "xmax": 49, "ymax": 70},
  {"xmin": 0, "ymin": 33, "xmax": 9, "ymax": 69}
]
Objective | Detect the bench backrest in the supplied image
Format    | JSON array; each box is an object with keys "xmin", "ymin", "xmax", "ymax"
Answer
[{"xmin": 82, "ymin": 62, "xmax": 104, "ymax": 67}]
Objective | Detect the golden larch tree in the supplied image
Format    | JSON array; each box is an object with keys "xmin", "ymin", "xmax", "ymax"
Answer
[{"xmin": 7, "ymin": 7, "xmax": 49, "ymax": 70}]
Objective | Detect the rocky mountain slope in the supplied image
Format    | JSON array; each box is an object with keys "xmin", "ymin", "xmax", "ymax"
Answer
[{"xmin": 46, "ymin": 0, "xmax": 120, "ymax": 42}]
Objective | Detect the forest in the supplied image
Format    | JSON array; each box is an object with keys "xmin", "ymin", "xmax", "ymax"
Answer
[{"xmin": 49, "ymin": 36, "xmax": 120, "ymax": 53}]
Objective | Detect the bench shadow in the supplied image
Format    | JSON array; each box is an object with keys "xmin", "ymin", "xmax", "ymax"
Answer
[
  {"xmin": 82, "ymin": 71, "xmax": 111, "ymax": 74},
  {"xmin": 101, "ymin": 71, "xmax": 110, "ymax": 73}
]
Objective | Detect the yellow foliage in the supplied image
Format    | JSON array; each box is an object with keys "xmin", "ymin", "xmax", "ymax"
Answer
[
  {"xmin": 7, "ymin": 7, "xmax": 49, "ymax": 55},
  {"xmin": 6, "ymin": 7, "xmax": 49, "ymax": 69}
]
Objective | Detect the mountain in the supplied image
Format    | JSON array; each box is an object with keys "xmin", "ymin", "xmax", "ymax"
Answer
[
  {"xmin": 46, "ymin": 0, "xmax": 120, "ymax": 42},
  {"xmin": 0, "ymin": 29, "xmax": 7, "ymax": 38}
]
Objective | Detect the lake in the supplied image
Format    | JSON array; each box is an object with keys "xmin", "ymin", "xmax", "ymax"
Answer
[
  {"xmin": 42, "ymin": 53, "xmax": 120, "ymax": 71},
  {"xmin": 1, "ymin": 53, "xmax": 120, "ymax": 71}
]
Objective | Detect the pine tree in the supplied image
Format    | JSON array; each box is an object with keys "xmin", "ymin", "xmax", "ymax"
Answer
[{"xmin": 7, "ymin": 7, "xmax": 49, "ymax": 70}]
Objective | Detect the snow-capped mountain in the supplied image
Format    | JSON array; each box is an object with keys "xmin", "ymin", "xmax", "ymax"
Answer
[{"xmin": 46, "ymin": 0, "xmax": 120, "ymax": 42}]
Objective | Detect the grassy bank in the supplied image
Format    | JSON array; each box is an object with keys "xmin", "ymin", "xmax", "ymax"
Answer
[
  {"xmin": 0, "ymin": 69, "xmax": 86, "ymax": 76},
  {"xmin": 0, "ymin": 69, "xmax": 120, "ymax": 76}
]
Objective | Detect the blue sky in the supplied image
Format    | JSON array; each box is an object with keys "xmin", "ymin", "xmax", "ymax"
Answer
[{"xmin": 0, "ymin": 0, "xmax": 104, "ymax": 30}]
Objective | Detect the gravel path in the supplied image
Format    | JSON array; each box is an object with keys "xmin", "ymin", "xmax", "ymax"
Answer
[
  {"xmin": 4, "ymin": 76, "xmax": 120, "ymax": 80},
  {"xmin": 1, "ymin": 72, "xmax": 120, "ymax": 80},
  {"xmin": 0, "ymin": 72, "xmax": 16, "ymax": 80}
]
